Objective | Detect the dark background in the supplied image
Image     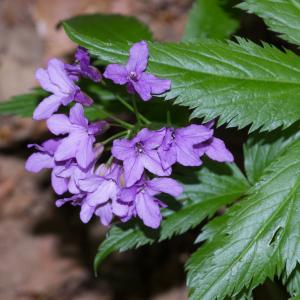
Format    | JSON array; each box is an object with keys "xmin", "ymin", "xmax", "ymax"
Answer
[{"xmin": 0, "ymin": 0, "xmax": 291, "ymax": 299}]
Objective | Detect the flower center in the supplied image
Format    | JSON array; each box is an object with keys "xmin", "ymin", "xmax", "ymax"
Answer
[
  {"xmin": 135, "ymin": 142, "xmax": 144, "ymax": 154},
  {"xmin": 129, "ymin": 71, "xmax": 138, "ymax": 81}
]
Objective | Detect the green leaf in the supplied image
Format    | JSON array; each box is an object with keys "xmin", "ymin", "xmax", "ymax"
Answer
[
  {"xmin": 187, "ymin": 139, "xmax": 300, "ymax": 300},
  {"xmin": 63, "ymin": 14, "xmax": 152, "ymax": 44},
  {"xmin": 284, "ymin": 266, "xmax": 300, "ymax": 298},
  {"xmin": 244, "ymin": 125, "xmax": 300, "ymax": 184},
  {"xmin": 238, "ymin": 0, "xmax": 300, "ymax": 47},
  {"xmin": 183, "ymin": 0, "xmax": 238, "ymax": 41},
  {"xmin": 159, "ymin": 163, "xmax": 249, "ymax": 241},
  {"xmin": 63, "ymin": 22, "xmax": 300, "ymax": 131},
  {"xmin": 94, "ymin": 161, "xmax": 249, "ymax": 273},
  {"xmin": 0, "ymin": 89, "xmax": 47, "ymax": 117}
]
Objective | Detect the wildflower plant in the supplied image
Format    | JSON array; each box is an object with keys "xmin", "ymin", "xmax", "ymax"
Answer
[{"xmin": 2, "ymin": 0, "xmax": 300, "ymax": 299}]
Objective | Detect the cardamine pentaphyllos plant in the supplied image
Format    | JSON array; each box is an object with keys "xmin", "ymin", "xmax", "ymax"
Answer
[
  {"xmin": 26, "ymin": 42, "xmax": 233, "ymax": 228},
  {"xmin": 2, "ymin": 0, "xmax": 300, "ymax": 299}
]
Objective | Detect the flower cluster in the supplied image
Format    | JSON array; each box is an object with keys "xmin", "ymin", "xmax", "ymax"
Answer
[{"xmin": 26, "ymin": 41, "xmax": 233, "ymax": 229}]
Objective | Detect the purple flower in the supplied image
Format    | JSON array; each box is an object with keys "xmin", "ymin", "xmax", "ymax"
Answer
[
  {"xmin": 47, "ymin": 103, "xmax": 108, "ymax": 169},
  {"xmin": 112, "ymin": 128, "xmax": 171, "ymax": 187},
  {"xmin": 65, "ymin": 47, "xmax": 102, "ymax": 82},
  {"xmin": 114, "ymin": 177, "xmax": 183, "ymax": 229},
  {"xmin": 25, "ymin": 139, "xmax": 69, "ymax": 195},
  {"xmin": 54, "ymin": 159, "xmax": 94, "ymax": 195},
  {"xmin": 158, "ymin": 124, "xmax": 213, "ymax": 170},
  {"xmin": 77, "ymin": 162, "xmax": 123, "ymax": 225},
  {"xmin": 103, "ymin": 41, "xmax": 171, "ymax": 101},
  {"xmin": 33, "ymin": 58, "xmax": 93, "ymax": 120},
  {"xmin": 194, "ymin": 122, "xmax": 234, "ymax": 162}
]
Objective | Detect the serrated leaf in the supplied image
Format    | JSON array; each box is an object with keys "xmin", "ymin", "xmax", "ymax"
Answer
[
  {"xmin": 63, "ymin": 23, "xmax": 300, "ymax": 131},
  {"xmin": 159, "ymin": 163, "xmax": 249, "ymax": 241},
  {"xmin": 187, "ymin": 139, "xmax": 300, "ymax": 300},
  {"xmin": 244, "ymin": 125, "xmax": 300, "ymax": 184},
  {"xmin": 0, "ymin": 89, "xmax": 47, "ymax": 117},
  {"xmin": 94, "ymin": 162, "xmax": 248, "ymax": 273},
  {"xmin": 238, "ymin": 0, "xmax": 300, "ymax": 47},
  {"xmin": 63, "ymin": 14, "xmax": 152, "ymax": 44},
  {"xmin": 284, "ymin": 266, "xmax": 300, "ymax": 298},
  {"xmin": 183, "ymin": 0, "xmax": 238, "ymax": 41}
]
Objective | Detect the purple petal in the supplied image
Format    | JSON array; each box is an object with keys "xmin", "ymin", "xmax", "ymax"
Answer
[
  {"xmin": 55, "ymin": 164, "xmax": 75, "ymax": 178},
  {"xmin": 69, "ymin": 103, "xmax": 88, "ymax": 127},
  {"xmin": 148, "ymin": 178, "xmax": 183, "ymax": 197},
  {"xmin": 51, "ymin": 171, "xmax": 68, "ymax": 195},
  {"xmin": 126, "ymin": 41, "xmax": 149, "ymax": 74},
  {"xmin": 33, "ymin": 94, "xmax": 62, "ymax": 120},
  {"xmin": 79, "ymin": 176, "xmax": 104, "ymax": 193},
  {"xmin": 85, "ymin": 66, "xmax": 102, "ymax": 82},
  {"xmin": 35, "ymin": 68, "xmax": 59, "ymax": 94},
  {"xmin": 74, "ymin": 90, "xmax": 93, "ymax": 106},
  {"xmin": 136, "ymin": 193, "xmax": 161, "ymax": 229},
  {"xmin": 46, "ymin": 114, "xmax": 73, "ymax": 135},
  {"xmin": 142, "ymin": 150, "xmax": 171, "ymax": 176},
  {"xmin": 123, "ymin": 156, "xmax": 144, "ymax": 187},
  {"xmin": 88, "ymin": 121, "xmax": 109, "ymax": 136},
  {"xmin": 95, "ymin": 203, "xmax": 113, "ymax": 226},
  {"xmin": 158, "ymin": 145, "xmax": 176, "ymax": 170},
  {"xmin": 132, "ymin": 80, "xmax": 152, "ymax": 101},
  {"xmin": 41, "ymin": 139, "xmax": 61, "ymax": 154},
  {"xmin": 119, "ymin": 185, "xmax": 138, "ymax": 203},
  {"xmin": 193, "ymin": 142, "xmax": 208, "ymax": 157},
  {"xmin": 68, "ymin": 176, "xmax": 81, "ymax": 194},
  {"xmin": 175, "ymin": 141, "xmax": 202, "ymax": 167},
  {"xmin": 103, "ymin": 64, "xmax": 128, "ymax": 85},
  {"xmin": 47, "ymin": 58, "xmax": 75, "ymax": 94},
  {"xmin": 65, "ymin": 64, "xmax": 80, "ymax": 81},
  {"xmin": 80, "ymin": 201, "xmax": 95, "ymax": 223},
  {"xmin": 112, "ymin": 200, "xmax": 129, "ymax": 217},
  {"xmin": 205, "ymin": 137, "xmax": 234, "ymax": 162},
  {"xmin": 75, "ymin": 46, "xmax": 89, "ymax": 63},
  {"xmin": 55, "ymin": 194, "xmax": 85, "ymax": 207},
  {"xmin": 76, "ymin": 135, "xmax": 95, "ymax": 169},
  {"xmin": 25, "ymin": 153, "xmax": 54, "ymax": 172},
  {"xmin": 136, "ymin": 128, "xmax": 165, "ymax": 149},
  {"xmin": 54, "ymin": 133, "xmax": 81, "ymax": 162},
  {"xmin": 140, "ymin": 73, "xmax": 171, "ymax": 94},
  {"xmin": 112, "ymin": 138, "xmax": 135, "ymax": 161},
  {"xmin": 86, "ymin": 180, "xmax": 117, "ymax": 206},
  {"xmin": 176, "ymin": 124, "xmax": 213, "ymax": 145}
]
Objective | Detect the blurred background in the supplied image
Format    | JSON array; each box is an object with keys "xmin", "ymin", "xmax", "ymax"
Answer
[{"xmin": 0, "ymin": 1, "xmax": 291, "ymax": 299}]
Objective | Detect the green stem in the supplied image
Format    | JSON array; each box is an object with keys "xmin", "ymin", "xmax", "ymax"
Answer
[
  {"xmin": 132, "ymin": 95, "xmax": 141, "ymax": 125},
  {"xmin": 106, "ymin": 155, "xmax": 114, "ymax": 166},
  {"xmin": 102, "ymin": 131, "xmax": 128, "ymax": 145},
  {"xmin": 94, "ymin": 106, "xmax": 133, "ymax": 129},
  {"xmin": 116, "ymin": 95, "xmax": 151, "ymax": 125}
]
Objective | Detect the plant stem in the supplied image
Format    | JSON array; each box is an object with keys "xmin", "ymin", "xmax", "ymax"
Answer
[
  {"xmin": 132, "ymin": 95, "xmax": 142, "ymax": 125},
  {"xmin": 116, "ymin": 95, "xmax": 151, "ymax": 125},
  {"xmin": 93, "ymin": 106, "xmax": 133, "ymax": 129},
  {"xmin": 102, "ymin": 131, "xmax": 128, "ymax": 145}
]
